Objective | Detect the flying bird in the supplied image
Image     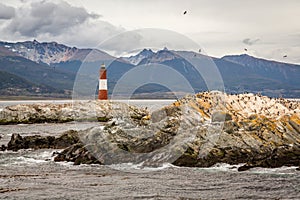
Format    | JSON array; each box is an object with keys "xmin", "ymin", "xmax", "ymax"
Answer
[
  {"xmin": 244, "ymin": 48, "xmax": 248, "ymax": 51},
  {"xmin": 283, "ymin": 55, "xmax": 287, "ymax": 58},
  {"xmin": 183, "ymin": 11, "xmax": 187, "ymax": 15}
]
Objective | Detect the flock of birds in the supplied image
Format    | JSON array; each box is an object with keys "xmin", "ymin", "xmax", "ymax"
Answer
[{"xmin": 50, "ymin": 9, "xmax": 289, "ymax": 72}]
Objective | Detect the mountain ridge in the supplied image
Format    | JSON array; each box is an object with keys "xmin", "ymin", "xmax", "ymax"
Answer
[
  {"xmin": 0, "ymin": 40, "xmax": 113, "ymax": 65},
  {"xmin": 0, "ymin": 40, "xmax": 299, "ymax": 98}
]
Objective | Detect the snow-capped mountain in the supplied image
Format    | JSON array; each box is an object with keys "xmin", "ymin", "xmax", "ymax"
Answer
[
  {"xmin": 121, "ymin": 48, "xmax": 154, "ymax": 65},
  {"xmin": 138, "ymin": 47, "xmax": 184, "ymax": 65},
  {"xmin": 0, "ymin": 40, "xmax": 299, "ymax": 98},
  {"xmin": 0, "ymin": 40, "xmax": 113, "ymax": 65}
]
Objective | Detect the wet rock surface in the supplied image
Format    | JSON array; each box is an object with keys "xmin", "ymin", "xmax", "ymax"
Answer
[
  {"xmin": 53, "ymin": 143, "xmax": 101, "ymax": 165},
  {"xmin": 6, "ymin": 130, "xmax": 79, "ymax": 151}
]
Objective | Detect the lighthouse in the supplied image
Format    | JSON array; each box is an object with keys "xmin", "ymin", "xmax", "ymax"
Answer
[{"xmin": 98, "ymin": 63, "xmax": 108, "ymax": 100}]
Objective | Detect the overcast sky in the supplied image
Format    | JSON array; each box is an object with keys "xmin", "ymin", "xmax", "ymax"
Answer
[{"xmin": 0, "ymin": 0, "xmax": 299, "ymax": 64}]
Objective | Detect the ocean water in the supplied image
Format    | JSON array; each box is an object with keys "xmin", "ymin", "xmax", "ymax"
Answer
[{"xmin": 0, "ymin": 100, "xmax": 299, "ymax": 199}]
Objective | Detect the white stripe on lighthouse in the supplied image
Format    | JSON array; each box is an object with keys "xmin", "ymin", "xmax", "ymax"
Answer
[{"xmin": 99, "ymin": 79, "xmax": 107, "ymax": 90}]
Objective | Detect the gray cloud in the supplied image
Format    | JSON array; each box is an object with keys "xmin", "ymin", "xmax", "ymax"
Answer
[
  {"xmin": 99, "ymin": 29, "xmax": 200, "ymax": 57},
  {"xmin": 0, "ymin": 0, "xmax": 124, "ymax": 49},
  {"xmin": 0, "ymin": 3, "xmax": 15, "ymax": 19},
  {"xmin": 242, "ymin": 38, "xmax": 260, "ymax": 46},
  {"xmin": 7, "ymin": 0, "xmax": 100, "ymax": 37}
]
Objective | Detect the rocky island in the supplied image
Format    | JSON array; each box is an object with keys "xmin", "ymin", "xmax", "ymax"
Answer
[{"xmin": 1, "ymin": 92, "xmax": 299, "ymax": 171}]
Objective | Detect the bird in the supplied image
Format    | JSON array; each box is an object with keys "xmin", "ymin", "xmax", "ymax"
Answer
[
  {"xmin": 183, "ymin": 11, "xmax": 187, "ymax": 15},
  {"xmin": 198, "ymin": 49, "xmax": 201, "ymax": 53},
  {"xmin": 283, "ymin": 55, "xmax": 287, "ymax": 58},
  {"xmin": 244, "ymin": 48, "xmax": 248, "ymax": 51}
]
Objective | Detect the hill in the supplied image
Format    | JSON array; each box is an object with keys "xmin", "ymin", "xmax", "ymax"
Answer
[
  {"xmin": 0, "ymin": 70, "xmax": 64, "ymax": 97},
  {"xmin": 0, "ymin": 40, "xmax": 299, "ymax": 98}
]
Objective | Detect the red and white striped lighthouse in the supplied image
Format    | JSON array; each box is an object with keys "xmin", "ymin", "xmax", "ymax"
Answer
[{"xmin": 98, "ymin": 63, "xmax": 108, "ymax": 100}]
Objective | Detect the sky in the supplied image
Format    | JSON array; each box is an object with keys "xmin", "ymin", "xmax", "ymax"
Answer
[{"xmin": 0, "ymin": 0, "xmax": 299, "ymax": 64}]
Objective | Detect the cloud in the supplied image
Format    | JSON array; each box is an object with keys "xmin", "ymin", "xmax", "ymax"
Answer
[
  {"xmin": 48, "ymin": 20, "xmax": 125, "ymax": 48},
  {"xmin": 6, "ymin": 0, "xmax": 100, "ymax": 37},
  {"xmin": 242, "ymin": 38, "xmax": 260, "ymax": 46},
  {"xmin": 0, "ymin": 0, "xmax": 124, "ymax": 49},
  {"xmin": 0, "ymin": 3, "xmax": 15, "ymax": 19},
  {"xmin": 98, "ymin": 29, "xmax": 200, "ymax": 57}
]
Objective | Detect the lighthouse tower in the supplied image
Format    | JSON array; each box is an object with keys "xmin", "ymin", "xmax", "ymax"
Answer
[{"xmin": 98, "ymin": 63, "xmax": 108, "ymax": 100}]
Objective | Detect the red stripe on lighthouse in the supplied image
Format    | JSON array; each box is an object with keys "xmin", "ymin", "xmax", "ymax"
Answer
[{"xmin": 98, "ymin": 63, "xmax": 108, "ymax": 100}]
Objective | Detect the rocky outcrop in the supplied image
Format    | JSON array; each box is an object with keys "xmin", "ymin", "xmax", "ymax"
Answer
[
  {"xmin": 6, "ymin": 130, "xmax": 79, "ymax": 151},
  {"xmin": 0, "ymin": 101, "xmax": 148, "ymax": 125},
  {"xmin": 2, "ymin": 92, "xmax": 300, "ymax": 170},
  {"xmin": 53, "ymin": 143, "xmax": 101, "ymax": 165},
  {"xmin": 54, "ymin": 92, "xmax": 300, "ymax": 169}
]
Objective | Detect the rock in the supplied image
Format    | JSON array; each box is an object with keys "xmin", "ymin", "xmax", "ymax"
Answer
[
  {"xmin": 7, "ymin": 130, "xmax": 80, "ymax": 151},
  {"xmin": 242, "ymin": 144, "xmax": 300, "ymax": 169},
  {"xmin": 211, "ymin": 111, "xmax": 232, "ymax": 122},
  {"xmin": 74, "ymin": 92, "xmax": 299, "ymax": 169},
  {"xmin": 54, "ymin": 143, "xmax": 101, "ymax": 165},
  {"xmin": 0, "ymin": 145, "xmax": 7, "ymax": 151},
  {"xmin": 237, "ymin": 165, "xmax": 253, "ymax": 172},
  {"xmin": 0, "ymin": 101, "xmax": 148, "ymax": 125},
  {"xmin": 3, "ymin": 92, "xmax": 300, "ymax": 169},
  {"xmin": 7, "ymin": 133, "xmax": 25, "ymax": 150},
  {"xmin": 54, "ymin": 130, "xmax": 80, "ymax": 148}
]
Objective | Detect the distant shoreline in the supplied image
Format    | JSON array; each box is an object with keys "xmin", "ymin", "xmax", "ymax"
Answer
[
  {"xmin": 0, "ymin": 96, "xmax": 299, "ymax": 101},
  {"xmin": 0, "ymin": 96, "xmax": 71, "ymax": 101}
]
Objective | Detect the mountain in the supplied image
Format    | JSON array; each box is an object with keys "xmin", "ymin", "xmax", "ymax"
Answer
[
  {"xmin": 0, "ymin": 45, "xmax": 75, "ymax": 98},
  {"xmin": 222, "ymin": 54, "xmax": 300, "ymax": 86},
  {"xmin": 0, "ymin": 40, "xmax": 135, "ymax": 95},
  {"xmin": 0, "ymin": 40, "xmax": 120, "ymax": 98},
  {"xmin": 0, "ymin": 40, "xmax": 113, "ymax": 65},
  {"xmin": 121, "ymin": 49, "xmax": 154, "ymax": 65},
  {"xmin": 0, "ymin": 54, "xmax": 75, "ymax": 90},
  {"xmin": 0, "ymin": 40, "xmax": 299, "ymax": 98},
  {"xmin": 133, "ymin": 49, "xmax": 300, "ymax": 98},
  {"xmin": 0, "ymin": 70, "xmax": 63, "ymax": 97}
]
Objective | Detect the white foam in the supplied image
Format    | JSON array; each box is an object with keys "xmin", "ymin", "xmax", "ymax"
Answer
[
  {"xmin": 108, "ymin": 162, "xmax": 176, "ymax": 172},
  {"xmin": 193, "ymin": 163, "xmax": 245, "ymax": 172},
  {"xmin": 1, "ymin": 150, "xmax": 55, "ymax": 166},
  {"xmin": 248, "ymin": 166, "xmax": 298, "ymax": 175}
]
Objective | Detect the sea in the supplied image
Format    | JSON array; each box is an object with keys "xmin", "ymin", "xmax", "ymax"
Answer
[{"xmin": 0, "ymin": 100, "xmax": 299, "ymax": 199}]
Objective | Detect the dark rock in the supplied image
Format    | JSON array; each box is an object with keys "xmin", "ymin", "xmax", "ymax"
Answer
[
  {"xmin": 54, "ymin": 130, "xmax": 80, "ymax": 149},
  {"xmin": 1, "ymin": 145, "xmax": 6, "ymax": 151},
  {"xmin": 7, "ymin": 133, "xmax": 29, "ymax": 151},
  {"xmin": 54, "ymin": 143, "xmax": 101, "ymax": 165},
  {"xmin": 7, "ymin": 133, "xmax": 55, "ymax": 151},
  {"xmin": 7, "ymin": 130, "xmax": 80, "ymax": 151},
  {"xmin": 244, "ymin": 145, "xmax": 300, "ymax": 169},
  {"xmin": 238, "ymin": 164, "xmax": 253, "ymax": 171}
]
